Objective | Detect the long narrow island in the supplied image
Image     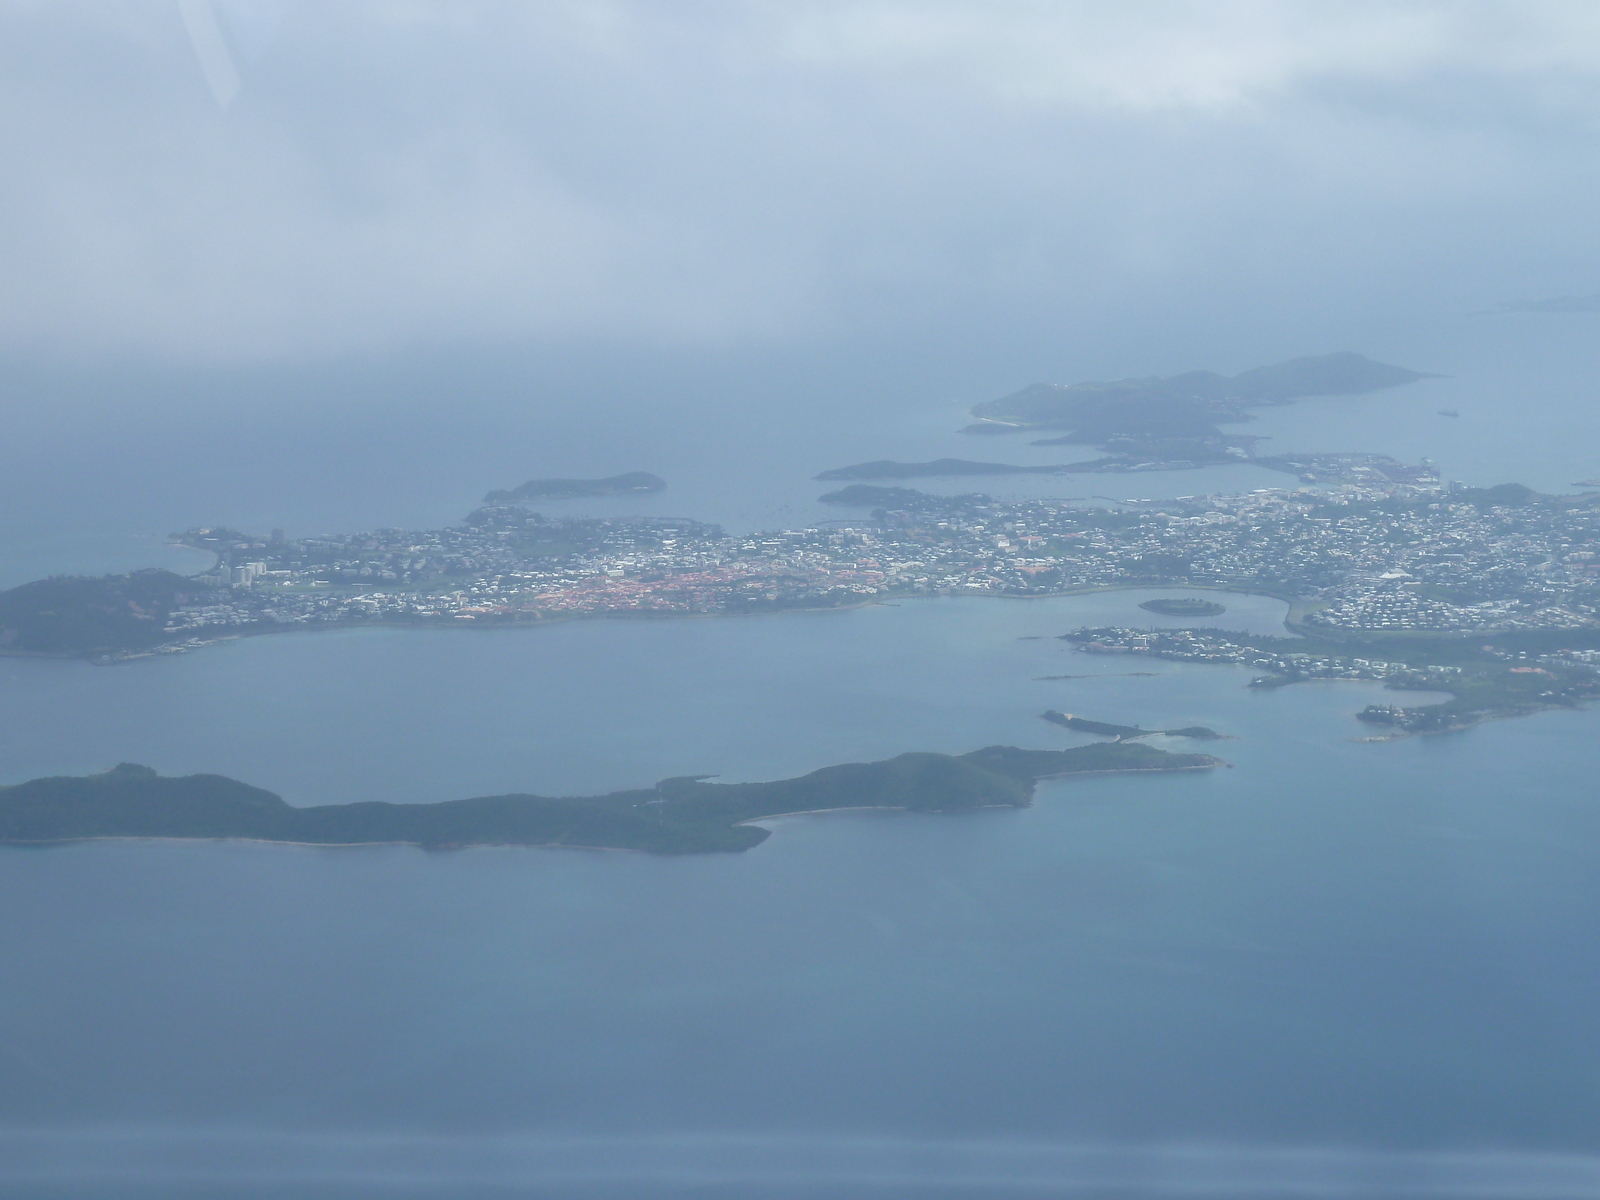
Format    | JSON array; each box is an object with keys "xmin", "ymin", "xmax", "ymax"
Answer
[
  {"xmin": 0, "ymin": 743, "xmax": 1221, "ymax": 855},
  {"xmin": 483, "ymin": 471, "xmax": 666, "ymax": 502}
]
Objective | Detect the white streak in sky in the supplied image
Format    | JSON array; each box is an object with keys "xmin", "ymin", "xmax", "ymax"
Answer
[
  {"xmin": 5, "ymin": 1129, "xmax": 1600, "ymax": 1195},
  {"xmin": 177, "ymin": 0, "xmax": 241, "ymax": 109}
]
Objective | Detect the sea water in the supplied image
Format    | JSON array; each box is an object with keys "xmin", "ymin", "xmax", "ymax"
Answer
[
  {"xmin": 2, "ymin": 589, "xmax": 1600, "ymax": 1197},
  {"xmin": 4, "ymin": 319, "xmax": 1600, "ymax": 1196}
]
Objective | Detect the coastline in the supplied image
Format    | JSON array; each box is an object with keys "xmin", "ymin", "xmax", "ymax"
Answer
[
  {"xmin": 1349, "ymin": 702, "xmax": 1575, "ymax": 741},
  {"xmin": 0, "ymin": 765, "xmax": 1222, "ymax": 852},
  {"xmin": 6, "ymin": 580, "xmax": 1305, "ymax": 666},
  {"xmin": 0, "ymin": 834, "xmax": 647, "ymax": 852},
  {"xmin": 0, "ymin": 747, "xmax": 1223, "ymax": 855},
  {"xmin": 14, "ymin": 576, "xmax": 1576, "ymax": 740},
  {"xmin": 1031, "ymin": 762, "xmax": 1227, "ymax": 778}
]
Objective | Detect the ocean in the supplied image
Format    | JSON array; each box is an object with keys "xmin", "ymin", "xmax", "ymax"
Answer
[{"xmin": 2, "ymin": 315, "xmax": 1600, "ymax": 1196}]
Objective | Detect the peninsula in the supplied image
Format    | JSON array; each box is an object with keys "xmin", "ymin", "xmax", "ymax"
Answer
[
  {"xmin": 485, "ymin": 472, "xmax": 665, "ymax": 503},
  {"xmin": 0, "ymin": 744, "xmax": 1222, "ymax": 854}
]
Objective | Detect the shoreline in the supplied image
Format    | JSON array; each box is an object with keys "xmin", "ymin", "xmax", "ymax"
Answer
[
  {"xmin": 0, "ymin": 833, "xmax": 645, "ymax": 852},
  {"xmin": 6, "ymin": 581, "xmax": 1307, "ymax": 666},
  {"xmin": 12, "ymin": 575, "xmax": 1579, "ymax": 740},
  {"xmin": 1350, "ymin": 702, "xmax": 1573, "ymax": 742},
  {"xmin": 1031, "ymin": 762, "xmax": 1225, "ymax": 778},
  {"xmin": 3, "ymin": 771, "xmax": 1222, "ymax": 857},
  {"xmin": 727, "ymin": 763, "xmax": 1208, "ymax": 799}
]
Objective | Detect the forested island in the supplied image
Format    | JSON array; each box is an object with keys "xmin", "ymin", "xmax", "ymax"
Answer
[
  {"xmin": 484, "ymin": 472, "xmax": 665, "ymax": 502},
  {"xmin": 970, "ymin": 351, "xmax": 1430, "ymax": 433},
  {"xmin": 956, "ymin": 351, "xmax": 1435, "ymax": 474},
  {"xmin": 0, "ymin": 744, "xmax": 1222, "ymax": 854}
]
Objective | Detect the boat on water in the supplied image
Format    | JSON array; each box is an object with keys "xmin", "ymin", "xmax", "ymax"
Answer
[{"xmin": 1438, "ymin": 408, "xmax": 1460, "ymax": 417}]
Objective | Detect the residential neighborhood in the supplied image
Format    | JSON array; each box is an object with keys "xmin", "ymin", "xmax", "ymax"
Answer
[{"xmin": 167, "ymin": 474, "xmax": 1600, "ymax": 643}]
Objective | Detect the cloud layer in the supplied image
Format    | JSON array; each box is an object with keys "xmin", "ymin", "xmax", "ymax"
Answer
[{"xmin": 4, "ymin": 1, "xmax": 1600, "ymax": 361}]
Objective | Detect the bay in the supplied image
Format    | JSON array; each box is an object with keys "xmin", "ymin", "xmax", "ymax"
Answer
[
  {"xmin": 0, "ymin": 588, "xmax": 1292, "ymax": 803},
  {"xmin": 2, "ymin": 589, "xmax": 1599, "ymax": 1198},
  {"xmin": 5, "ymin": 317, "xmax": 1600, "ymax": 1196}
]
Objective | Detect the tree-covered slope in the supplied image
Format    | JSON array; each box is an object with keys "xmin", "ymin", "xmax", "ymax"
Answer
[
  {"xmin": 970, "ymin": 352, "xmax": 1433, "ymax": 437},
  {"xmin": 0, "ymin": 743, "xmax": 1222, "ymax": 854},
  {"xmin": 0, "ymin": 570, "xmax": 222, "ymax": 655}
]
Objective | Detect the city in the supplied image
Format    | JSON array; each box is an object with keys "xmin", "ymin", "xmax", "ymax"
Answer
[{"xmin": 162, "ymin": 473, "xmax": 1600, "ymax": 646}]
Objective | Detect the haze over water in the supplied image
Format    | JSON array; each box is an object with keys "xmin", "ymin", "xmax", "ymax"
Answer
[
  {"xmin": 9, "ymin": 3, "xmax": 1600, "ymax": 1194},
  {"xmin": 6, "ymin": 315, "xmax": 1600, "ymax": 588},
  {"xmin": 5, "ymin": 330, "xmax": 1600, "ymax": 1196},
  {"xmin": 4, "ymin": 584, "xmax": 1600, "ymax": 1195}
]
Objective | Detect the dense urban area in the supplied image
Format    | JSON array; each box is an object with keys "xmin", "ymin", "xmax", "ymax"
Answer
[
  {"xmin": 3, "ymin": 455, "xmax": 1599, "ymax": 735},
  {"xmin": 154, "ymin": 470, "xmax": 1600, "ymax": 645}
]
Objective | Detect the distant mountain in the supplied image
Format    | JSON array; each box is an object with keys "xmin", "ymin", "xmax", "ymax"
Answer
[{"xmin": 485, "ymin": 472, "xmax": 666, "ymax": 503}]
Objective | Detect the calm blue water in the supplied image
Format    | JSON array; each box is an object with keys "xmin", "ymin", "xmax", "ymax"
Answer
[
  {"xmin": 0, "ymin": 589, "xmax": 1295, "ymax": 802},
  {"xmin": 2, "ymin": 590, "xmax": 1599, "ymax": 1196},
  {"xmin": 4, "ymin": 322, "xmax": 1600, "ymax": 1195}
]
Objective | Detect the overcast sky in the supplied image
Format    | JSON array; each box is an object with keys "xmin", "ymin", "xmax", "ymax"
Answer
[{"xmin": 5, "ymin": 1, "xmax": 1600, "ymax": 364}]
